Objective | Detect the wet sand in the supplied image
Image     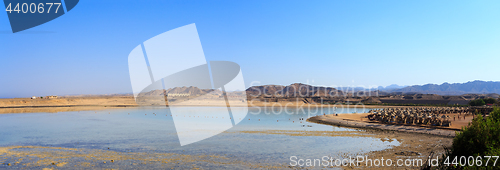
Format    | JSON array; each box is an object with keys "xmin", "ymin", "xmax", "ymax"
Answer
[
  {"xmin": 236, "ymin": 129, "xmax": 452, "ymax": 169},
  {"xmin": 0, "ymin": 146, "xmax": 285, "ymax": 169},
  {"xmin": 354, "ymin": 130, "xmax": 452, "ymax": 169}
]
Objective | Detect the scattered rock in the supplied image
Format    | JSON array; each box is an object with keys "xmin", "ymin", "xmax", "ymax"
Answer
[
  {"xmin": 110, "ymin": 160, "xmax": 114, "ymax": 163},
  {"xmin": 103, "ymin": 161, "xmax": 106, "ymax": 164},
  {"xmin": 395, "ymin": 151, "xmax": 420, "ymax": 156}
]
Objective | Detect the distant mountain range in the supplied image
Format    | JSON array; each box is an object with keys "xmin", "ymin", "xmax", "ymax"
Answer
[
  {"xmin": 246, "ymin": 81, "xmax": 500, "ymax": 97},
  {"xmin": 378, "ymin": 84, "xmax": 408, "ymax": 91},
  {"xmin": 334, "ymin": 84, "xmax": 408, "ymax": 92},
  {"xmin": 136, "ymin": 81, "xmax": 500, "ymax": 98},
  {"xmin": 389, "ymin": 80, "xmax": 500, "ymax": 95}
]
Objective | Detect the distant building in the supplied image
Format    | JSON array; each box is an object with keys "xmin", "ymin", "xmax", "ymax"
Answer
[
  {"xmin": 31, "ymin": 96, "xmax": 37, "ymax": 99},
  {"xmin": 45, "ymin": 95, "xmax": 58, "ymax": 99}
]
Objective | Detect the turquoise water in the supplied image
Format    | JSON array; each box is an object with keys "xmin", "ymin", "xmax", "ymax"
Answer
[{"xmin": 0, "ymin": 107, "xmax": 399, "ymax": 168}]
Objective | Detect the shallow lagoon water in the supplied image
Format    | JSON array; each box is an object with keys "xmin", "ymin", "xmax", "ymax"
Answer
[{"xmin": 0, "ymin": 107, "xmax": 399, "ymax": 168}]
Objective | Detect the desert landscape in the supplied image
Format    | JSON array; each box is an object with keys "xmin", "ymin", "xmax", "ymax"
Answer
[
  {"xmin": 1, "ymin": 83, "xmax": 499, "ymax": 169},
  {"xmin": 4, "ymin": 1, "xmax": 500, "ymax": 169}
]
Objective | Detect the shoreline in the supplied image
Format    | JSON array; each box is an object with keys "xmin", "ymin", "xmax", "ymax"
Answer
[
  {"xmin": 0, "ymin": 96, "xmax": 418, "ymax": 114},
  {"xmin": 307, "ymin": 114, "xmax": 459, "ymax": 138},
  {"xmin": 305, "ymin": 114, "xmax": 456, "ymax": 169},
  {"xmin": 0, "ymin": 104, "xmax": 416, "ymax": 114}
]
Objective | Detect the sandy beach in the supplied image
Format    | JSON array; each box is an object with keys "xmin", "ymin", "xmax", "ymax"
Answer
[
  {"xmin": 0, "ymin": 96, "xmax": 137, "ymax": 114},
  {"xmin": 307, "ymin": 113, "xmax": 472, "ymax": 137},
  {"xmin": 301, "ymin": 114, "xmax": 458, "ymax": 169}
]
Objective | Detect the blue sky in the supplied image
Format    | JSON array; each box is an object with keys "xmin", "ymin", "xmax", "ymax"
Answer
[{"xmin": 1, "ymin": 0, "xmax": 500, "ymax": 98}]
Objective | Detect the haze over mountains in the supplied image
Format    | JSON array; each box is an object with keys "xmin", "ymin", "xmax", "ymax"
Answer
[
  {"xmin": 378, "ymin": 84, "xmax": 408, "ymax": 91},
  {"xmin": 247, "ymin": 80, "xmax": 500, "ymax": 97},
  {"xmin": 389, "ymin": 80, "xmax": 500, "ymax": 95}
]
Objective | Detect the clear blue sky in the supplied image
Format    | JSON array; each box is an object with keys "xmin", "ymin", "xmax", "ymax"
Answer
[{"xmin": 1, "ymin": 0, "xmax": 500, "ymax": 98}]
